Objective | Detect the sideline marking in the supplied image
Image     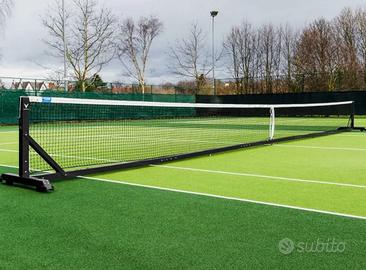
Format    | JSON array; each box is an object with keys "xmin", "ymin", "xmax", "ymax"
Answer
[
  {"xmin": 0, "ymin": 131, "xmax": 17, "ymax": 134},
  {"xmin": 0, "ymin": 142, "xmax": 17, "ymax": 146},
  {"xmin": 0, "ymin": 148, "xmax": 119, "ymax": 163},
  {"xmin": 1, "ymin": 148, "xmax": 365, "ymax": 190},
  {"xmin": 0, "ymin": 163, "xmax": 365, "ymax": 220},
  {"xmin": 0, "ymin": 149, "xmax": 17, "ymax": 152},
  {"xmin": 151, "ymin": 165, "xmax": 366, "ymax": 189},
  {"xmin": 0, "ymin": 164, "xmax": 18, "ymax": 169},
  {"xmin": 80, "ymin": 175, "xmax": 366, "ymax": 221},
  {"xmin": 335, "ymin": 133, "xmax": 366, "ymax": 137},
  {"xmin": 274, "ymin": 144, "xmax": 366, "ymax": 152}
]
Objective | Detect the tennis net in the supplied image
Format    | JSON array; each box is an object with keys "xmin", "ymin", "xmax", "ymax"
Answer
[{"xmin": 1, "ymin": 96, "xmax": 356, "ymax": 191}]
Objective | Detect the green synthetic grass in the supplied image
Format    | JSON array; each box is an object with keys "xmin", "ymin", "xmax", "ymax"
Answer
[
  {"xmin": 0, "ymin": 172, "xmax": 365, "ymax": 269},
  {"xmin": 0, "ymin": 120, "xmax": 365, "ymax": 269},
  {"xmin": 89, "ymin": 133, "xmax": 366, "ymax": 217}
]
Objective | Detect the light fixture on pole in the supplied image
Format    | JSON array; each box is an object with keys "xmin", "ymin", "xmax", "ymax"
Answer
[
  {"xmin": 62, "ymin": 0, "xmax": 68, "ymax": 92},
  {"xmin": 210, "ymin": 11, "xmax": 218, "ymax": 95}
]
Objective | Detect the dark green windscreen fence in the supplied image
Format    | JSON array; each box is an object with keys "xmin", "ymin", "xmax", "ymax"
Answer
[
  {"xmin": 197, "ymin": 91, "xmax": 366, "ymax": 115},
  {"xmin": 0, "ymin": 90, "xmax": 196, "ymax": 125},
  {"xmin": 0, "ymin": 90, "xmax": 27, "ymax": 124}
]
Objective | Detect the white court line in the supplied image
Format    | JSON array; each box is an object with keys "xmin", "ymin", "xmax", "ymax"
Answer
[
  {"xmin": 0, "ymin": 164, "xmax": 18, "ymax": 169},
  {"xmin": 0, "ymin": 131, "xmax": 17, "ymax": 134},
  {"xmin": 0, "ymin": 163, "xmax": 364, "ymax": 220},
  {"xmin": 151, "ymin": 165, "xmax": 366, "ymax": 190},
  {"xmin": 79, "ymin": 175, "xmax": 366, "ymax": 221},
  {"xmin": 335, "ymin": 133, "xmax": 366, "ymax": 137},
  {"xmin": 274, "ymin": 144, "xmax": 366, "ymax": 152},
  {"xmin": 0, "ymin": 142, "xmax": 17, "ymax": 146},
  {"xmin": 0, "ymin": 148, "xmax": 119, "ymax": 163},
  {"xmin": 0, "ymin": 149, "xmax": 17, "ymax": 153},
  {"xmin": 1, "ymin": 145, "xmax": 365, "ymax": 190}
]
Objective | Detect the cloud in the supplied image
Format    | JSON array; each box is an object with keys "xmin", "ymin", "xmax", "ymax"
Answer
[{"xmin": 0, "ymin": 0, "xmax": 364, "ymax": 83}]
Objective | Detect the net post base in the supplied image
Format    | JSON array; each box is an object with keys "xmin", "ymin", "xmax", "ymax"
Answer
[{"xmin": 1, "ymin": 173, "xmax": 54, "ymax": 192}]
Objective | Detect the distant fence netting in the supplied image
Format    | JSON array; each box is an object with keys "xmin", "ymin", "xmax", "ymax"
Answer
[{"xmin": 0, "ymin": 90, "xmax": 196, "ymax": 125}]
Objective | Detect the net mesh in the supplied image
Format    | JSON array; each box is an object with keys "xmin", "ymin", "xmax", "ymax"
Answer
[{"xmin": 26, "ymin": 98, "xmax": 353, "ymax": 174}]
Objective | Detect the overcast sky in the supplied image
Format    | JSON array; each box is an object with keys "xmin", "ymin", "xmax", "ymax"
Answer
[{"xmin": 0, "ymin": 0, "xmax": 365, "ymax": 84}]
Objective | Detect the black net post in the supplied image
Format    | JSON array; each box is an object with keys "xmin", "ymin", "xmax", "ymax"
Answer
[
  {"xmin": 19, "ymin": 97, "xmax": 30, "ymax": 178},
  {"xmin": 350, "ymin": 102, "xmax": 355, "ymax": 129},
  {"xmin": 1, "ymin": 96, "xmax": 54, "ymax": 192}
]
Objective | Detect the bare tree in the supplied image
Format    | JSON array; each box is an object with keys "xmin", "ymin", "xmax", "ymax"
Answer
[
  {"xmin": 281, "ymin": 24, "xmax": 298, "ymax": 90},
  {"xmin": 294, "ymin": 18, "xmax": 341, "ymax": 90},
  {"xmin": 116, "ymin": 16, "xmax": 163, "ymax": 94},
  {"xmin": 224, "ymin": 26, "xmax": 241, "ymax": 93},
  {"xmin": 258, "ymin": 24, "xmax": 281, "ymax": 93},
  {"xmin": 221, "ymin": 6, "xmax": 366, "ymax": 93},
  {"xmin": 336, "ymin": 8, "xmax": 358, "ymax": 64},
  {"xmin": 224, "ymin": 21, "xmax": 256, "ymax": 94},
  {"xmin": 334, "ymin": 8, "xmax": 360, "ymax": 88},
  {"xmin": 43, "ymin": 0, "xmax": 116, "ymax": 92},
  {"xmin": 355, "ymin": 8, "xmax": 366, "ymax": 84},
  {"xmin": 237, "ymin": 21, "xmax": 255, "ymax": 93},
  {"xmin": 169, "ymin": 23, "xmax": 212, "ymax": 94},
  {"xmin": 251, "ymin": 30, "xmax": 262, "ymax": 90}
]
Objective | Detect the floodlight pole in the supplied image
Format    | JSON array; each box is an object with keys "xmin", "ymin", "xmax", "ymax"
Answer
[
  {"xmin": 62, "ymin": 0, "xmax": 68, "ymax": 92},
  {"xmin": 210, "ymin": 11, "xmax": 218, "ymax": 96}
]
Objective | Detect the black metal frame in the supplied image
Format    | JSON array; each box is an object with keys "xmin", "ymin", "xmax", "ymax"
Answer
[
  {"xmin": 2, "ymin": 98, "xmax": 54, "ymax": 192},
  {"xmin": 33, "ymin": 128, "xmax": 352, "ymax": 181},
  {"xmin": 1, "ymin": 97, "xmax": 364, "ymax": 192},
  {"xmin": 350, "ymin": 103, "xmax": 366, "ymax": 132}
]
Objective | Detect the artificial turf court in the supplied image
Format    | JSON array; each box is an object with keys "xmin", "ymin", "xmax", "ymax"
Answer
[{"xmin": 0, "ymin": 119, "xmax": 366, "ymax": 269}]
